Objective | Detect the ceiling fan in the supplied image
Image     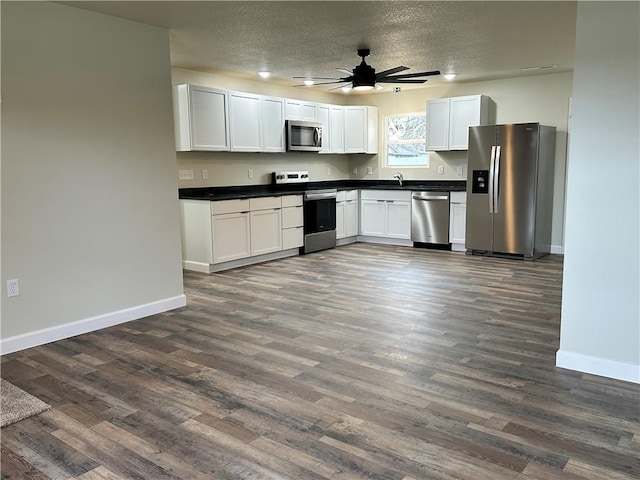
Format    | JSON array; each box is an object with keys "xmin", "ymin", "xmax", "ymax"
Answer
[{"xmin": 294, "ymin": 48, "xmax": 441, "ymax": 91}]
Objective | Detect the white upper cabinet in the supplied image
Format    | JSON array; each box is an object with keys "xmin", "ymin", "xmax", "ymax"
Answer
[
  {"xmin": 344, "ymin": 106, "xmax": 378, "ymax": 154},
  {"xmin": 229, "ymin": 91, "xmax": 262, "ymax": 152},
  {"xmin": 285, "ymin": 99, "xmax": 318, "ymax": 121},
  {"xmin": 330, "ymin": 105, "xmax": 345, "ymax": 153},
  {"xmin": 174, "ymin": 84, "xmax": 230, "ymax": 152},
  {"xmin": 316, "ymin": 104, "xmax": 331, "ymax": 154},
  {"xmin": 229, "ymin": 92, "xmax": 285, "ymax": 153},
  {"xmin": 426, "ymin": 95, "xmax": 490, "ymax": 151},
  {"xmin": 260, "ymin": 96, "xmax": 285, "ymax": 153}
]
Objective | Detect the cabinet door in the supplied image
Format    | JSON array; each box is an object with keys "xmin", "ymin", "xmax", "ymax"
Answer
[
  {"xmin": 261, "ymin": 96, "xmax": 285, "ymax": 152},
  {"xmin": 229, "ymin": 92, "xmax": 262, "ymax": 152},
  {"xmin": 330, "ymin": 106, "xmax": 345, "ymax": 153},
  {"xmin": 250, "ymin": 209, "xmax": 282, "ymax": 255},
  {"xmin": 345, "ymin": 199, "xmax": 359, "ymax": 237},
  {"xmin": 282, "ymin": 227, "xmax": 303, "ymax": 250},
  {"xmin": 426, "ymin": 98, "xmax": 450, "ymax": 151},
  {"xmin": 449, "ymin": 95, "xmax": 481, "ymax": 150},
  {"xmin": 285, "ymin": 99, "xmax": 302, "ymax": 120},
  {"xmin": 301, "ymin": 103, "xmax": 318, "ymax": 121},
  {"xmin": 386, "ymin": 201, "xmax": 411, "ymax": 239},
  {"xmin": 449, "ymin": 202, "xmax": 467, "ymax": 245},
  {"xmin": 360, "ymin": 200, "xmax": 386, "ymax": 236},
  {"xmin": 344, "ymin": 106, "xmax": 367, "ymax": 153},
  {"xmin": 212, "ymin": 212, "xmax": 251, "ymax": 263},
  {"xmin": 336, "ymin": 201, "xmax": 346, "ymax": 239},
  {"xmin": 174, "ymin": 85, "xmax": 229, "ymax": 152},
  {"xmin": 317, "ymin": 104, "xmax": 331, "ymax": 154}
]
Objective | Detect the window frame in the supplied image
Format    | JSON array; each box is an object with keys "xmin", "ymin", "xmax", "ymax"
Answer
[{"xmin": 384, "ymin": 112, "xmax": 430, "ymax": 169}]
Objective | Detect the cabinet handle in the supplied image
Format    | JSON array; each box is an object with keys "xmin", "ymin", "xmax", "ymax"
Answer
[
  {"xmin": 387, "ymin": 200, "xmax": 394, "ymax": 203},
  {"xmin": 377, "ymin": 200, "xmax": 385, "ymax": 203}
]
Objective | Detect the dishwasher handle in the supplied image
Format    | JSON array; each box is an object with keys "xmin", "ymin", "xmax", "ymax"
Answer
[{"xmin": 412, "ymin": 194, "xmax": 449, "ymax": 201}]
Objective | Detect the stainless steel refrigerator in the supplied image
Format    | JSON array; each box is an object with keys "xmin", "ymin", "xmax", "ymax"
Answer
[{"xmin": 465, "ymin": 123, "xmax": 556, "ymax": 260}]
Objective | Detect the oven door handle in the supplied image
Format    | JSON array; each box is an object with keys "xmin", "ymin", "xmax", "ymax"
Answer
[{"xmin": 305, "ymin": 192, "xmax": 337, "ymax": 201}]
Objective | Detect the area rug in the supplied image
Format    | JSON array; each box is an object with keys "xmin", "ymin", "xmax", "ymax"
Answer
[{"xmin": 1, "ymin": 379, "xmax": 51, "ymax": 427}]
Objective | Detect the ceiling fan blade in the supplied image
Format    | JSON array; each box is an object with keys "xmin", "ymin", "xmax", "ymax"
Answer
[
  {"xmin": 294, "ymin": 80, "xmax": 350, "ymax": 87},
  {"xmin": 375, "ymin": 66, "xmax": 409, "ymax": 77},
  {"xmin": 377, "ymin": 78, "xmax": 429, "ymax": 84},
  {"xmin": 336, "ymin": 68, "xmax": 353, "ymax": 75},
  {"xmin": 292, "ymin": 76, "xmax": 345, "ymax": 80},
  {"xmin": 384, "ymin": 70, "xmax": 442, "ymax": 80},
  {"xmin": 327, "ymin": 84, "xmax": 350, "ymax": 91}
]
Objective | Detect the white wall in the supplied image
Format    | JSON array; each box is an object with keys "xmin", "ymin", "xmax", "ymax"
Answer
[
  {"xmin": 1, "ymin": 2, "xmax": 185, "ymax": 352},
  {"xmin": 557, "ymin": 1, "xmax": 639, "ymax": 383}
]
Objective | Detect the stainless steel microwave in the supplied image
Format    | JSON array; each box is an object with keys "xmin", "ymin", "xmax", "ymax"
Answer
[{"xmin": 286, "ymin": 120, "xmax": 322, "ymax": 152}]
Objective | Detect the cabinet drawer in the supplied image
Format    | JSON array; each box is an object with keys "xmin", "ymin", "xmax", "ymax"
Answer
[
  {"xmin": 282, "ymin": 205, "xmax": 304, "ymax": 228},
  {"xmin": 282, "ymin": 226, "xmax": 303, "ymax": 250},
  {"xmin": 345, "ymin": 190, "xmax": 359, "ymax": 201},
  {"xmin": 211, "ymin": 198, "xmax": 250, "ymax": 215},
  {"xmin": 360, "ymin": 189, "xmax": 411, "ymax": 202},
  {"xmin": 250, "ymin": 196, "xmax": 281, "ymax": 211},
  {"xmin": 281, "ymin": 194, "xmax": 303, "ymax": 208},
  {"xmin": 450, "ymin": 191, "xmax": 467, "ymax": 204}
]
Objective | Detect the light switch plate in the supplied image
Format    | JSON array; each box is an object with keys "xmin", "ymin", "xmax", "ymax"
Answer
[
  {"xmin": 178, "ymin": 169, "xmax": 194, "ymax": 180},
  {"xmin": 456, "ymin": 166, "xmax": 464, "ymax": 176}
]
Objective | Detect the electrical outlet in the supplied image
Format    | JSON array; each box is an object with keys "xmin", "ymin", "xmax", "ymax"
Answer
[
  {"xmin": 438, "ymin": 165, "xmax": 445, "ymax": 175},
  {"xmin": 456, "ymin": 166, "xmax": 464, "ymax": 176},
  {"xmin": 7, "ymin": 279, "xmax": 19, "ymax": 297},
  {"xmin": 367, "ymin": 166, "xmax": 373, "ymax": 175},
  {"xmin": 178, "ymin": 169, "xmax": 194, "ymax": 180},
  {"xmin": 326, "ymin": 167, "xmax": 331, "ymax": 176},
  {"xmin": 352, "ymin": 167, "xmax": 358, "ymax": 175},
  {"xmin": 202, "ymin": 169, "xmax": 208, "ymax": 180},
  {"xmin": 248, "ymin": 169, "xmax": 253, "ymax": 179}
]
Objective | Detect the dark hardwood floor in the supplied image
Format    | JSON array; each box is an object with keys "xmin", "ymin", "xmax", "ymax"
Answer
[{"xmin": 2, "ymin": 244, "xmax": 638, "ymax": 479}]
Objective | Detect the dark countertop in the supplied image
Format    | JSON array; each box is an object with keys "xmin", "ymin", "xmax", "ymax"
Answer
[{"xmin": 179, "ymin": 179, "xmax": 466, "ymax": 201}]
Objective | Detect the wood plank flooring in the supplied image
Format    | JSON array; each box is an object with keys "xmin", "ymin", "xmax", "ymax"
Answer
[{"xmin": 2, "ymin": 244, "xmax": 638, "ymax": 479}]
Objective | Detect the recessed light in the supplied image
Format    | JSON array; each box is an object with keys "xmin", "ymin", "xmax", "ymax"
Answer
[
  {"xmin": 258, "ymin": 71, "xmax": 271, "ymax": 79},
  {"xmin": 443, "ymin": 73, "xmax": 457, "ymax": 81},
  {"xmin": 303, "ymin": 79, "xmax": 315, "ymax": 86},
  {"xmin": 341, "ymin": 86, "xmax": 352, "ymax": 93}
]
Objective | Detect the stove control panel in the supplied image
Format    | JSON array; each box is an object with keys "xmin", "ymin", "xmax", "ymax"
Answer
[{"xmin": 273, "ymin": 171, "xmax": 310, "ymax": 184}]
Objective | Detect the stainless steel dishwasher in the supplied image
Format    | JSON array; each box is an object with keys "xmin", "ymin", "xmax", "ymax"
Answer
[{"xmin": 411, "ymin": 191, "xmax": 450, "ymax": 245}]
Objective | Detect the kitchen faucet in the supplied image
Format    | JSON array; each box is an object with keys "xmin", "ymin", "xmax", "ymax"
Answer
[{"xmin": 393, "ymin": 172, "xmax": 404, "ymax": 186}]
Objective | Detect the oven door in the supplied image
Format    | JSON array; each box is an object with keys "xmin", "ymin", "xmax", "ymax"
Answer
[{"xmin": 303, "ymin": 190, "xmax": 337, "ymax": 253}]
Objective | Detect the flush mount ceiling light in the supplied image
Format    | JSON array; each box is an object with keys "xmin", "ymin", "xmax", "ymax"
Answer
[
  {"xmin": 303, "ymin": 79, "xmax": 315, "ymax": 86},
  {"xmin": 340, "ymin": 86, "xmax": 352, "ymax": 93},
  {"xmin": 258, "ymin": 71, "xmax": 271, "ymax": 79},
  {"xmin": 443, "ymin": 73, "xmax": 457, "ymax": 81},
  {"xmin": 293, "ymin": 48, "xmax": 440, "ymax": 92}
]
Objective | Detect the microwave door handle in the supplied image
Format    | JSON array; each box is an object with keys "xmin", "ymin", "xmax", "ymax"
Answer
[{"xmin": 314, "ymin": 127, "xmax": 321, "ymax": 148}]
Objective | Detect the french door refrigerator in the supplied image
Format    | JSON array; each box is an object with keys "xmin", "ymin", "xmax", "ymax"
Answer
[{"xmin": 465, "ymin": 123, "xmax": 556, "ymax": 260}]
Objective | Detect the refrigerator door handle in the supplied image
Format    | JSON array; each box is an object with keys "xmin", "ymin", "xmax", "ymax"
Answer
[
  {"xmin": 488, "ymin": 145, "xmax": 496, "ymax": 213},
  {"xmin": 494, "ymin": 146, "xmax": 501, "ymax": 214}
]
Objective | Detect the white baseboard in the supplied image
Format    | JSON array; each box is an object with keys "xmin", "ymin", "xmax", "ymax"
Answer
[
  {"xmin": 0, "ymin": 294, "xmax": 186, "ymax": 355},
  {"xmin": 183, "ymin": 260, "xmax": 212, "ymax": 273},
  {"xmin": 550, "ymin": 244, "xmax": 564, "ymax": 254},
  {"xmin": 556, "ymin": 349, "xmax": 640, "ymax": 384},
  {"xmin": 356, "ymin": 236, "xmax": 413, "ymax": 247}
]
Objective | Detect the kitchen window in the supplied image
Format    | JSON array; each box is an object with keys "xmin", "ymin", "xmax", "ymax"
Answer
[{"xmin": 385, "ymin": 113, "xmax": 429, "ymax": 167}]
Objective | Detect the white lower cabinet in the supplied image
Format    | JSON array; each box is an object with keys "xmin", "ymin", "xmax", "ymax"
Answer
[
  {"xmin": 360, "ymin": 190, "xmax": 411, "ymax": 240},
  {"xmin": 281, "ymin": 195, "xmax": 304, "ymax": 249},
  {"xmin": 449, "ymin": 191, "xmax": 467, "ymax": 252},
  {"xmin": 336, "ymin": 190, "xmax": 359, "ymax": 240},
  {"xmin": 212, "ymin": 212, "xmax": 250, "ymax": 263}
]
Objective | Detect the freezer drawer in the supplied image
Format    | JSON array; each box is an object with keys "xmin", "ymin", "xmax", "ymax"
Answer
[{"xmin": 411, "ymin": 191, "xmax": 450, "ymax": 244}]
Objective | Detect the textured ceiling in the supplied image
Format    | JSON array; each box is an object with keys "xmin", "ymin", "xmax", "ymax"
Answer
[{"xmin": 61, "ymin": 1, "xmax": 577, "ymax": 90}]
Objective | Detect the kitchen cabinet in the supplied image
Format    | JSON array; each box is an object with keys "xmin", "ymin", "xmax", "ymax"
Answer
[
  {"xmin": 285, "ymin": 99, "xmax": 318, "ymax": 121},
  {"xmin": 449, "ymin": 191, "xmax": 467, "ymax": 252},
  {"xmin": 281, "ymin": 195, "xmax": 304, "ymax": 249},
  {"xmin": 260, "ymin": 96, "xmax": 285, "ymax": 153},
  {"xmin": 344, "ymin": 106, "xmax": 378, "ymax": 154},
  {"xmin": 229, "ymin": 92, "xmax": 285, "ymax": 152},
  {"xmin": 249, "ymin": 196, "xmax": 282, "ymax": 256},
  {"xmin": 317, "ymin": 104, "xmax": 331, "ymax": 154},
  {"xmin": 211, "ymin": 199, "xmax": 251, "ymax": 264},
  {"xmin": 360, "ymin": 190, "xmax": 411, "ymax": 240},
  {"xmin": 336, "ymin": 190, "xmax": 359, "ymax": 241},
  {"xmin": 174, "ymin": 84, "xmax": 230, "ymax": 152},
  {"xmin": 330, "ymin": 105, "xmax": 345, "ymax": 153},
  {"xmin": 426, "ymin": 95, "xmax": 490, "ymax": 151}
]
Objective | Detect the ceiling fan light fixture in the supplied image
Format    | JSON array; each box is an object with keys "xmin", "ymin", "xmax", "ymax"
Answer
[
  {"xmin": 353, "ymin": 84, "xmax": 374, "ymax": 91},
  {"xmin": 443, "ymin": 73, "xmax": 456, "ymax": 81},
  {"xmin": 303, "ymin": 79, "xmax": 315, "ymax": 86},
  {"xmin": 258, "ymin": 71, "xmax": 271, "ymax": 79}
]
